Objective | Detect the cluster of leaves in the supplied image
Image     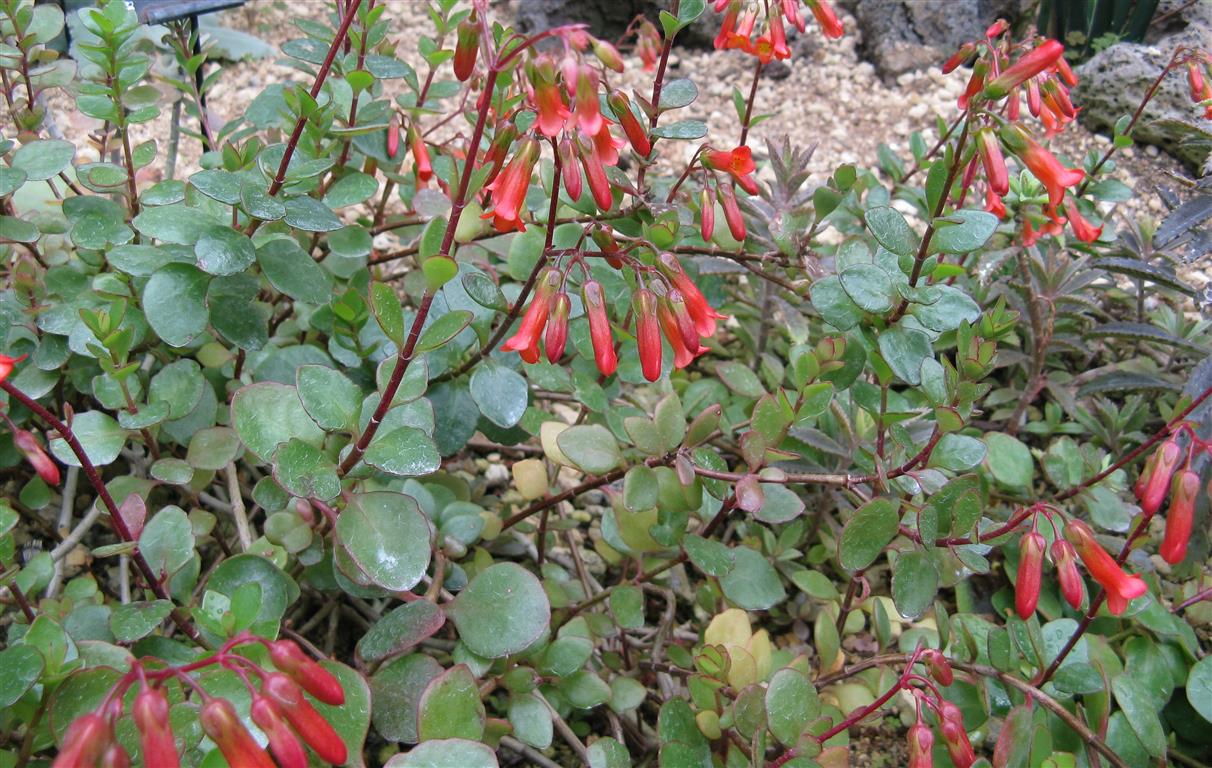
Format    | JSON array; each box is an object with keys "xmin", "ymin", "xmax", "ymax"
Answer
[{"xmin": 1, "ymin": 0, "xmax": 1211, "ymax": 767}]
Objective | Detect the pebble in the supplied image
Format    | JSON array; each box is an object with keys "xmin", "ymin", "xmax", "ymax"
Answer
[{"xmin": 484, "ymin": 463, "xmax": 510, "ymax": 486}]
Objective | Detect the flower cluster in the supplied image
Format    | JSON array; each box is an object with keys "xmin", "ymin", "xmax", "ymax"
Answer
[
  {"xmin": 53, "ymin": 637, "xmax": 346, "ymax": 768},
  {"xmin": 1135, "ymin": 429, "xmax": 1209, "ymax": 565},
  {"xmin": 501, "ymin": 252, "xmax": 724, "ymax": 381},
  {"xmin": 713, "ymin": 0, "xmax": 843, "ymax": 64},
  {"xmin": 901, "ymin": 648, "xmax": 975, "ymax": 768},
  {"xmin": 942, "ymin": 25, "xmax": 1100, "ymax": 244}
]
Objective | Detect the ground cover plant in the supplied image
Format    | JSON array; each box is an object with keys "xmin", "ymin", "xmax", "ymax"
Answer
[{"xmin": 1, "ymin": 0, "xmax": 1212, "ymax": 765}]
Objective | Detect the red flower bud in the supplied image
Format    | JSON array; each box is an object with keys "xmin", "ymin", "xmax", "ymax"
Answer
[
  {"xmin": 200, "ymin": 698, "xmax": 276, "ymax": 768},
  {"xmin": 908, "ymin": 721, "xmax": 934, "ymax": 768},
  {"xmin": 985, "ymin": 18, "xmax": 1009, "ymax": 38},
  {"xmin": 590, "ymin": 227, "xmax": 624, "ymax": 269},
  {"xmin": 482, "ymin": 123, "xmax": 517, "ymax": 184},
  {"xmin": 656, "ymin": 252, "xmax": 726, "ymax": 338},
  {"xmin": 607, "ymin": 91, "xmax": 651, "ymax": 157},
  {"xmin": 634, "ymin": 288, "xmax": 663, "ymax": 382},
  {"xmin": 251, "ymin": 696, "xmax": 308, "ymax": 768},
  {"xmin": 942, "ymin": 43, "xmax": 975, "ymax": 74},
  {"xmin": 262, "ymin": 673, "xmax": 347, "ymax": 765},
  {"xmin": 781, "ymin": 0, "xmax": 805, "ymax": 32},
  {"xmin": 574, "ymin": 67, "xmax": 603, "ymax": 136},
  {"xmin": 1065, "ymin": 200, "xmax": 1102, "ymax": 243},
  {"xmin": 1055, "ymin": 54, "xmax": 1078, "ymax": 87},
  {"xmin": 134, "ymin": 686, "xmax": 180, "ymax": 768},
  {"xmin": 1136, "ymin": 438, "xmax": 1182, "ymax": 516},
  {"xmin": 1189, "ymin": 63, "xmax": 1206, "ymax": 103},
  {"xmin": 1026, "ymin": 77, "xmax": 1042, "ymax": 116},
  {"xmin": 1065, "ymin": 520, "xmax": 1148, "ymax": 615},
  {"xmin": 545, "ymin": 293, "xmax": 571, "ymax": 363},
  {"xmin": 718, "ymin": 182, "xmax": 746, "ymax": 241},
  {"xmin": 1006, "ymin": 89, "xmax": 1021, "ymax": 121},
  {"xmin": 806, "ymin": 0, "xmax": 844, "ymax": 38},
  {"xmin": 13, "ymin": 429, "xmax": 60, "ymax": 486},
  {"xmin": 666, "ymin": 289, "xmax": 702, "ymax": 355},
  {"xmin": 592, "ymin": 38, "xmax": 625, "ymax": 72},
  {"xmin": 984, "ymin": 40, "xmax": 1065, "ymax": 99},
  {"xmin": 0, "ymin": 353, "xmax": 26, "ymax": 384},
  {"xmin": 410, "ymin": 128, "xmax": 433, "ymax": 185},
  {"xmin": 958, "ymin": 62, "xmax": 985, "ymax": 110},
  {"xmin": 1051, "ymin": 539, "xmax": 1084, "ymax": 610},
  {"xmin": 501, "ymin": 267, "xmax": 562, "ymax": 364},
  {"xmin": 920, "ymin": 648, "xmax": 953, "ymax": 686},
  {"xmin": 101, "ymin": 744, "xmax": 131, "ymax": 768},
  {"xmin": 386, "ymin": 113, "xmax": 400, "ymax": 160},
  {"xmin": 583, "ymin": 280, "xmax": 617, "ymax": 377},
  {"xmin": 699, "ymin": 189, "xmax": 715, "ymax": 241},
  {"xmin": 53, "ymin": 713, "xmax": 110, "ymax": 768},
  {"xmin": 1160, "ymin": 470, "xmax": 1199, "ymax": 565},
  {"xmin": 1016, "ymin": 531, "xmax": 1046, "ymax": 620},
  {"xmin": 453, "ymin": 18, "xmax": 479, "ymax": 82},
  {"xmin": 268, "ymin": 640, "xmax": 346, "ymax": 706},
  {"xmin": 579, "ymin": 135, "xmax": 615, "ymax": 211},
  {"xmin": 483, "ymin": 137, "xmax": 539, "ymax": 233},
  {"xmin": 977, "ymin": 128, "xmax": 1008, "ymax": 196},
  {"xmin": 558, "ymin": 139, "xmax": 582, "ymax": 202},
  {"xmin": 939, "ymin": 705, "xmax": 975, "ymax": 768}
]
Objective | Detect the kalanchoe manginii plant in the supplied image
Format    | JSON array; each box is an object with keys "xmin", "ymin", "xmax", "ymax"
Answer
[{"xmin": 4, "ymin": 0, "xmax": 1212, "ymax": 764}]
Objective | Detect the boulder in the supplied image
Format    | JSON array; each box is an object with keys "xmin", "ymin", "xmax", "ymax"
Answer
[
  {"xmin": 842, "ymin": 0, "xmax": 1023, "ymax": 81},
  {"xmin": 1074, "ymin": 0, "xmax": 1212, "ymax": 170}
]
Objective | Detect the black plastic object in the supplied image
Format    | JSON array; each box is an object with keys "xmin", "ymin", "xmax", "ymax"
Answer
[{"xmin": 127, "ymin": 0, "xmax": 246, "ymax": 25}]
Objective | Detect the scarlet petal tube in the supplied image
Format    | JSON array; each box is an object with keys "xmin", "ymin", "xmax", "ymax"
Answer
[
  {"xmin": 1015, "ymin": 531, "xmax": 1046, "ymax": 620},
  {"xmin": 582, "ymin": 280, "xmax": 617, "ymax": 377},
  {"xmin": 634, "ymin": 288, "xmax": 663, "ymax": 382}
]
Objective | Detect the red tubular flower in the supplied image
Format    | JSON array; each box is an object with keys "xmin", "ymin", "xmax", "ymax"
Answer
[
  {"xmin": 703, "ymin": 146, "xmax": 758, "ymax": 195},
  {"xmin": 502, "ymin": 268, "xmax": 562, "ymax": 364},
  {"xmin": 101, "ymin": 744, "xmax": 131, "ymax": 768},
  {"xmin": 410, "ymin": 128, "xmax": 433, "ymax": 185},
  {"xmin": 579, "ymin": 135, "xmax": 615, "ymax": 211},
  {"xmin": 637, "ymin": 19, "xmax": 661, "ymax": 70},
  {"xmin": 718, "ymin": 182, "xmax": 746, "ymax": 241},
  {"xmin": 590, "ymin": 227, "xmax": 624, "ymax": 269},
  {"xmin": 1065, "ymin": 520, "xmax": 1148, "ymax": 615},
  {"xmin": 1137, "ymin": 437, "xmax": 1182, "ymax": 516},
  {"xmin": 1043, "ymin": 80, "xmax": 1076, "ymax": 120},
  {"xmin": 1189, "ymin": 63, "xmax": 1206, "ymax": 102},
  {"xmin": 574, "ymin": 66, "xmax": 602, "ymax": 136},
  {"xmin": 592, "ymin": 116, "xmax": 625, "ymax": 167},
  {"xmin": 699, "ymin": 189, "xmax": 715, "ymax": 241},
  {"xmin": 251, "ymin": 696, "xmax": 308, "ymax": 768},
  {"xmin": 714, "ymin": 2, "xmax": 739, "ymax": 50},
  {"xmin": 134, "ymin": 686, "xmax": 180, "ymax": 768},
  {"xmin": 656, "ymin": 292, "xmax": 698, "ymax": 369},
  {"xmin": 1065, "ymin": 200, "xmax": 1102, "ymax": 243},
  {"xmin": 634, "ymin": 288, "xmax": 663, "ymax": 382},
  {"xmin": 558, "ymin": 138, "xmax": 582, "ymax": 201},
  {"xmin": 1056, "ymin": 54, "xmax": 1078, "ymax": 86},
  {"xmin": 908, "ymin": 721, "xmax": 934, "ymax": 768},
  {"xmin": 782, "ymin": 0, "xmax": 805, "ymax": 32},
  {"xmin": 657, "ymin": 252, "xmax": 726, "ymax": 338},
  {"xmin": 986, "ymin": 18, "xmax": 1009, "ymax": 38},
  {"xmin": 582, "ymin": 280, "xmax": 617, "ymax": 376},
  {"xmin": 608, "ymin": 91, "xmax": 652, "ymax": 157},
  {"xmin": 939, "ymin": 702, "xmax": 975, "ymax": 768},
  {"xmin": 920, "ymin": 648, "xmax": 953, "ymax": 686},
  {"xmin": 1006, "ymin": 89, "xmax": 1021, "ymax": 121},
  {"xmin": 1051, "ymin": 539, "xmax": 1085, "ymax": 610},
  {"xmin": 268, "ymin": 640, "xmax": 346, "ymax": 706},
  {"xmin": 1000, "ymin": 125, "xmax": 1084, "ymax": 207},
  {"xmin": 984, "ymin": 40, "xmax": 1065, "ymax": 99},
  {"xmin": 768, "ymin": 10, "xmax": 791, "ymax": 59},
  {"xmin": 958, "ymin": 61, "xmax": 985, "ymax": 110},
  {"xmin": 482, "ymin": 122, "xmax": 517, "ymax": 183},
  {"xmin": 1026, "ymin": 77, "xmax": 1042, "ymax": 116},
  {"xmin": 12, "ymin": 429, "xmax": 60, "ymax": 486},
  {"xmin": 386, "ymin": 114, "xmax": 400, "ymax": 160},
  {"xmin": 942, "ymin": 43, "xmax": 975, "ymax": 74},
  {"xmin": 726, "ymin": 9, "xmax": 757, "ymax": 50},
  {"xmin": 985, "ymin": 186, "xmax": 1006, "ymax": 218},
  {"xmin": 1161, "ymin": 470, "xmax": 1199, "ymax": 564},
  {"xmin": 545, "ymin": 293, "xmax": 571, "ymax": 364},
  {"xmin": 806, "ymin": 0, "xmax": 844, "ymax": 38},
  {"xmin": 53, "ymin": 713, "xmax": 110, "ymax": 768},
  {"xmin": 533, "ymin": 76, "xmax": 571, "ymax": 138},
  {"xmin": 263, "ymin": 673, "xmax": 347, "ymax": 765},
  {"xmin": 199, "ymin": 698, "xmax": 276, "ymax": 768},
  {"xmin": 977, "ymin": 128, "xmax": 1009, "ymax": 196},
  {"xmin": 483, "ymin": 138, "xmax": 539, "ymax": 233},
  {"xmin": 667, "ymin": 289, "xmax": 702, "ymax": 355},
  {"xmin": 453, "ymin": 18, "xmax": 479, "ymax": 82},
  {"xmin": 1016, "ymin": 531, "xmax": 1046, "ymax": 620},
  {"xmin": 0, "ymin": 353, "xmax": 25, "ymax": 382}
]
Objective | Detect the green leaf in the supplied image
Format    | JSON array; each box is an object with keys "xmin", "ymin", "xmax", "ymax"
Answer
[
  {"xmin": 908, "ymin": 285, "xmax": 981, "ymax": 333},
  {"xmin": 588, "ymin": 737, "xmax": 630, "ymax": 768},
  {"xmin": 417, "ymin": 665, "xmax": 486, "ymax": 741},
  {"xmin": 370, "ymin": 282, "xmax": 405, "ymax": 345},
  {"xmin": 839, "ymin": 497, "xmax": 900, "ymax": 571},
  {"xmin": 470, "ymin": 362, "xmax": 529, "ymax": 429},
  {"xmin": 371, "ymin": 654, "xmax": 443, "ymax": 743},
  {"xmin": 143, "ymin": 263, "xmax": 210, "ymax": 347},
  {"xmin": 257, "ymin": 238, "xmax": 333, "ymax": 304},
  {"xmin": 133, "ymin": 203, "xmax": 221, "ymax": 245},
  {"xmin": 660, "ymin": 78, "xmax": 698, "ymax": 110},
  {"xmin": 1113, "ymin": 676, "xmax": 1167, "ymax": 758},
  {"xmin": 983, "ymin": 432, "xmax": 1034, "ymax": 488},
  {"xmin": 755, "ymin": 483, "xmax": 805, "ymax": 524},
  {"xmin": 416, "ymin": 310, "xmax": 473, "ymax": 352},
  {"xmin": 283, "ymin": 196, "xmax": 343, "ymax": 231},
  {"xmin": 865, "ymin": 206, "xmax": 916, "ymax": 258},
  {"xmin": 297, "ymin": 365, "xmax": 362, "ymax": 432},
  {"xmin": 384, "ymin": 739, "xmax": 498, "ymax": 768},
  {"xmin": 12, "ymin": 139, "xmax": 75, "ymax": 181},
  {"xmin": 357, "ymin": 601, "xmax": 446, "ymax": 662},
  {"xmin": 509, "ymin": 692, "xmax": 553, "ymax": 749},
  {"xmin": 611, "ymin": 585, "xmax": 645, "ymax": 629},
  {"xmin": 928, "ymin": 209, "xmax": 999, "ymax": 254},
  {"xmin": 719, "ymin": 546, "xmax": 786, "ymax": 610},
  {"xmin": 765, "ymin": 669, "xmax": 819, "ymax": 746},
  {"xmin": 0, "ymin": 166, "xmax": 28, "ymax": 196},
  {"xmin": 0, "ymin": 646, "xmax": 44, "ymax": 707},
  {"xmin": 189, "ymin": 169, "xmax": 242, "ymax": 204},
  {"xmin": 204, "ymin": 554, "xmax": 297, "ymax": 638},
  {"xmin": 195, "ymin": 225, "xmax": 256, "ymax": 276},
  {"xmin": 1186, "ymin": 656, "xmax": 1212, "ymax": 724},
  {"xmin": 624, "ymin": 465, "xmax": 659, "ymax": 511},
  {"xmin": 109, "ymin": 600, "xmax": 173, "ymax": 643},
  {"xmin": 651, "ymin": 120, "xmax": 708, "ymax": 140},
  {"xmin": 810, "ymin": 276, "xmax": 863, "ymax": 331},
  {"xmin": 311, "ymin": 661, "xmax": 372, "ymax": 763},
  {"xmin": 230, "ymin": 382, "xmax": 324, "ymax": 462},
  {"xmin": 839, "ymin": 264, "xmax": 894, "ymax": 314},
  {"xmin": 658, "ymin": 699, "xmax": 711, "ymax": 767},
  {"xmin": 449, "ymin": 562, "xmax": 550, "ymax": 658},
  {"xmin": 929, "ymin": 434, "xmax": 987, "ymax": 472},
  {"xmin": 557, "ymin": 425, "xmax": 622, "ymax": 474},
  {"xmin": 878, "ymin": 326, "xmax": 932, "ymax": 385},
  {"xmin": 49, "ymin": 411, "xmax": 126, "ymax": 467},
  {"xmin": 272, "ymin": 438, "xmax": 340, "ymax": 501},
  {"xmin": 337, "ymin": 492, "xmax": 433, "ymax": 592},
  {"xmin": 715, "ymin": 361, "xmax": 765, "ymax": 398},
  {"xmin": 683, "ymin": 534, "xmax": 734, "ymax": 577},
  {"xmin": 363, "ymin": 427, "xmax": 441, "ymax": 477},
  {"xmin": 891, "ymin": 551, "xmax": 938, "ymax": 619},
  {"xmin": 138, "ymin": 506, "xmax": 194, "ymax": 580}
]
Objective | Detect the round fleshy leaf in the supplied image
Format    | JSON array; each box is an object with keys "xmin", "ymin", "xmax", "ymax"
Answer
[
  {"xmin": 372, "ymin": 653, "xmax": 443, "ymax": 744},
  {"xmin": 557, "ymin": 425, "xmax": 621, "ymax": 475},
  {"xmin": 357, "ymin": 601, "xmax": 446, "ymax": 662},
  {"xmin": 384, "ymin": 739, "xmax": 498, "ymax": 768},
  {"xmin": 449, "ymin": 563, "xmax": 550, "ymax": 658},
  {"xmin": 0, "ymin": 646, "xmax": 44, "ymax": 707},
  {"xmin": 49, "ymin": 411, "xmax": 126, "ymax": 467},
  {"xmin": 230, "ymin": 382, "xmax": 325, "ymax": 462},
  {"xmin": 839, "ymin": 497, "xmax": 900, "ymax": 572},
  {"xmin": 336, "ymin": 492, "xmax": 433, "ymax": 592},
  {"xmin": 417, "ymin": 665, "xmax": 486, "ymax": 742}
]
